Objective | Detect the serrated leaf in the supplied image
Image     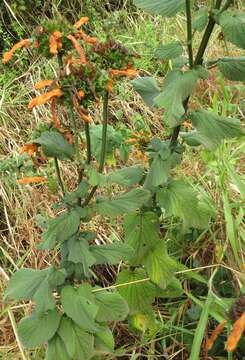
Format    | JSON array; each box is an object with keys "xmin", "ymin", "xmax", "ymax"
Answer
[
  {"xmin": 154, "ymin": 70, "xmax": 198, "ymax": 127},
  {"xmin": 188, "ymin": 110, "xmax": 244, "ymax": 150},
  {"xmin": 142, "ymin": 242, "xmax": 176, "ymax": 289},
  {"xmin": 60, "ymin": 285, "xmax": 98, "ymax": 332},
  {"xmin": 95, "ymin": 291, "xmax": 129, "ymax": 322},
  {"xmin": 34, "ymin": 131, "xmax": 75, "ymax": 160},
  {"xmin": 116, "ymin": 268, "xmax": 156, "ymax": 314},
  {"xmin": 95, "ymin": 188, "xmax": 151, "ymax": 217},
  {"xmin": 95, "ymin": 325, "xmax": 115, "ymax": 354},
  {"xmin": 154, "ymin": 42, "xmax": 183, "ymax": 60},
  {"xmin": 58, "ymin": 317, "xmax": 94, "ymax": 360},
  {"xmin": 156, "ymin": 179, "xmax": 214, "ymax": 229},
  {"xmin": 5, "ymin": 267, "xmax": 66, "ymax": 314},
  {"xmin": 134, "ymin": 0, "xmax": 185, "ymax": 17},
  {"xmin": 218, "ymin": 57, "xmax": 245, "ymax": 81},
  {"xmin": 193, "ymin": 7, "xmax": 209, "ymax": 32},
  {"xmin": 218, "ymin": 10, "xmax": 245, "ymax": 49},
  {"xmin": 131, "ymin": 77, "xmax": 161, "ymax": 107},
  {"xmin": 18, "ymin": 309, "xmax": 61, "ymax": 348},
  {"xmin": 124, "ymin": 211, "xmax": 159, "ymax": 265},
  {"xmin": 90, "ymin": 242, "xmax": 133, "ymax": 265},
  {"xmin": 46, "ymin": 335, "xmax": 70, "ymax": 360},
  {"xmin": 39, "ymin": 210, "xmax": 81, "ymax": 250}
]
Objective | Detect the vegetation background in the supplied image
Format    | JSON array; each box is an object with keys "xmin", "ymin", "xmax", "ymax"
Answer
[{"xmin": 0, "ymin": 0, "xmax": 244, "ymax": 359}]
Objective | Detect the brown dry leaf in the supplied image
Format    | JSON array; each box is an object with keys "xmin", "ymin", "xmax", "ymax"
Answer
[
  {"xmin": 19, "ymin": 143, "xmax": 38, "ymax": 157},
  {"xmin": 34, "ymin": 80, "xmax": 53, "ymax": 90},
  {"xmin": 74, "ymin": 16, "xmax": 89, "ymax": 29},
  {"xmin": 2, "ymin": 39, "xmax": 31, "ymax": 63},
  {"xmin": 50, "ymin": 99, "xmax": 61, "ymax": 128},
  {"xmin": 227, "ymin": 312, "xmax": 245, "ymax": 352},
  {"xmin": 49, "ymin": 31, "xmax": 62, "ymax": 55},
  {"xmin": 67, "ymin": 34, "xmax": 87, "ymax": 64},
  {"xmin": 17, "ymin": 176, "xmax": 48, "ymax": 184},
  {"xmin": 28, "ymin": 88, "xmax": 62, "ymax": 110},
  {"xmin": 205, "ymin": 320, "xmax": 227, "ymax": 351}
]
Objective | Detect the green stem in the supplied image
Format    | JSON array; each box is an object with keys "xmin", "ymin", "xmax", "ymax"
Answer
[
  {"xmin": 82, "ymin": 90, "xmax": 109, "ymax": 206},
  {"xmin": 84, "ymin": 122, "xmax": 92, "ymax": 164},
  {"xmin": 186, "ymin": 0, "xmax": 194, "ymax": 69},
  {"xmin": 54, "ymin": 157, "xmax": 65, "ymax": 196}
]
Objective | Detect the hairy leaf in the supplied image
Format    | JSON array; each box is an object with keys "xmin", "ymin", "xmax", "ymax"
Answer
[
  {"xmin": 218, "ymin": 57, "xmax": 245, "ymax": 81},
  {"xmin": 90, "ymin": 242, "xmax": 133, "ymax": 265},
  {"xmin": 154, "ymin": 70, "xmax": 198, "ymax": 127},
  {"xmin": 155, "ymin": 42, "xmax": 183, "ymax": 60},
  {"xmin": 124, "ymin": 211, "xmax": 159, "ymax": 265},
  {"xmin": 34, "ymin": 131, "xmax": 74, "ymax": 160},
  {"xmin": 95, "ymin": 188, "xmax": 151, "ymax": 217},
  {"xmin": 131, "ymin": 77, "xmax": 161, "ymax": 107},
  {"xmin": 58, "ymin": 317, "xmax": 94, "ymax": 360},
  {"xmin": 47, "ymin": 335, "xmax": 70, "ymax": 360},
  {"xmin": 18, "ymin": 309, "xmax": 61, "ymax": 348},
  {"xmin": 218, "ymin": 10, "xmax": 245, "ymax": 49},
  {"xmin": 95, "ymin": 291, "xmax": 129, "ymax": 322},
  {"xmin": 67, "ymin": 236, "xmax": 96, "ymax": 277},
  {"xmin": 95, "ymin": 325, "xmax": 115, "ymax": 354},
  {"xmin": 134, "ymin": 0, "xmax": 185, "ymax": 17}
]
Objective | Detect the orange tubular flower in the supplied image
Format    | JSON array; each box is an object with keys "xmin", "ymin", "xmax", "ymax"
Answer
[
  {"xmin": 28, "ymin": 88, "xmax": 63, "ymax": 110},
  {"xmin": 49, "ymin": 31, "xmax": 62, "ymax": 55},
  {"xmin": 19, "ymin": 143, "xmax": 38, "ymax": 157},
  {"xmin": 17, "ymin": 176, "xmax": 48, "ymax": 184},
  {"xmin": 226, "ymin": 312, "xmax": 245, "ymax": 352},
  {"xmin": 74, "ymin": 16, "xmax": 89, "ymax": 29},
  {"xmin": 50, "ymin": 99, "xmax": 61, "ymax": 128},
  {"xmin": 107, "ymin": 77, "xmax": 114, "ymax": 93},
  {"xmin": 72, "ymin": 95, "xmax": 92, "ymax": 123},
  {"xmin": 2, "ymin": 39, "xmax": 31, "ymax": 63},
  {"xmin": 34, "ymin": 80, "xmax": 53, "ymax": 90},
  {"xmin": 67, "ymin": 34, "xmax": 87, "ymax": 64},
  {"xmin": 76, "ymin": 30, "xmax": 97, "ymax": 45},
  {"xmin": 110, "ymin": 69, "xmax": 139, "ymax": 78},
  {"xmin": 205, "ymin": 320, "xmax": 227, "ymax": 351}
]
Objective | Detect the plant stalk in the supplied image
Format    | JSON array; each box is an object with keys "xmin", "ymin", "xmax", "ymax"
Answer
[
  {"xmin": 82, "ymin": 90, "xmax": 109, "ymax": 206},
  {"xmin": 54, "ymin": 157, "xmax": 65, "ymax": 196},
  {"xmin": 84, "ymin": 122, "xmax": 92, "ymax": 164},
  {"xmin": 186, "ymin": 0, "xmax": 194, "ymax": 69}
]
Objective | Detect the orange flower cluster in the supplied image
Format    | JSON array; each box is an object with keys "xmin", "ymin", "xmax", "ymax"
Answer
[
  {"xmin": 2, "ymin": 39, "xmax": 30, "ymax": 63},
  {"xmin": 28, "ymin": 88, "xmax": 62, "ymax": 110},
  {"xmin": 108, "ymin": 68, "xmax": 139, "ymax": 92},
  {"xmin": 227, "ymin": 312, "xmax": 245, "ymax": 352},
  {"xmin": 17, "ymin": 176, "xmax": 48, "ymax": 184},
  {"xmin": 19, "ymin": 143, "xmax": 38, "ymax": 157},
  {"xmin": 74, "ymin": 16, "xmax": 89, "ymax": 29},
  {"xmin": 50, "ymin": 31, "xmax": 62, "ymax": 55},
  {"xmin": 67, "ymin": 34, "xmax": 87, "ymax": 64},
  {"xmin": 205, "ymin": 320, "xmax": 227, "ymax": 351},
  {"xmin": 76, "ymin": 30, "xmax": 97, "ymax": 45},
  {"xmin": 72, "ymin": 95, "xmax": 92, "ymax": 123},
  {"xmin": 34, "ymin": 80, "xmax": 53, "ymax": 90}
]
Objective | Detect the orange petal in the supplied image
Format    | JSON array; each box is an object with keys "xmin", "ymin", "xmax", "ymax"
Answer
[
  {"xmin": 28, "ymin": 88, "xmax": 63, "ymax": 110},
  {"xmin": 49, "ymin": 31, "xmax": 62, "ymax": 55},
  {"xmin": 2, "ymin": 39, "xmax": 31, "ymax": 64},
  {"xmin": 205, "ymin": 320, "xmax": 227, "ymax": 351},
  {"xmin": 17, "ymin": 176, "xmax": 48, "ymax": 184},
  {"xmin": 34, "ymin": 80, "xmax": 53, "ymax": 90},
  {"xmin": 50, "ymin": 99, "xmax": 61, "ymax": 128},
  {"xmin": 19, "ymin": 143, "xmax": 38, "ymax": 157},
  {"xmin": 74, "ymin": 16, "xmax": 89, "ymax": 29},
  {"xmin": 67, "ymin": 34, "xmax": 87, "ymax": 64},
  {"xmin": 227, "ymin": 313, "xmax": 245, "ymax": 352},
  {"xmin": 78, "ymin": 90, "xmax": 85, "ymax": 99}
]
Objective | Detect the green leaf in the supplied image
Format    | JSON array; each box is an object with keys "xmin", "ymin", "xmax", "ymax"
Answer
[
  {"xmin": 18, "ymin": 309, "xmax": 61, "ymax": 348},
  {"xmin": 107, "ymin": 166, "xmax": 144, "ymax": 186},
  {"xmin": 39, "ymin": 210, "xmax": 81, "ymax": 250},
  {"xmin": 95, "ymin": 325, "xmax": 115, "ymax": 354},
  {"xmin": 154, "ymin": 70, "xmax": 198, "ymax": 127},
  {"xmin": 58, "ymin": 317, "xmax": 94, "ymax": 360},
  {"xmin": 218, "ymin": 57, "xmax": 245, "ymax": 82},
  {"xmin": 134, "ymin": 0, "xmax": 185, "ymax": 17},
  {"xmin": 95, "ymin": 188, "xmax": 151, "ymax": 217},
  {"xmin": 193, "ymin": 7, "xmax": 209, "ymax": 32},
  {"xmin": 145, "ymin": 140, "xmax": 183, "ymax": 188},
  {"xmin": 34, "ymin": 131, "xmax": 75, "ymax": 160},
  {"xmin": 188, "ymin": 110, "xmax": 244, "ymax": 150},
  {"xmin": 156, "ymin": 179, "xmax": 214, "ymax": 229},
  {"xmin": 124, "ymin": 211, "xmax": 159, "ymax": 265},
  {"xmin": 129, "ymin": 312, "xmax": 158, "ymax": 336},
  {"xmin": 116, "ymin": 268, "xmax": 156, "ymax": 314},
  {"xmin": 131, "ymin": 77, "xmax": 161, "ymax": 107},
  {"xmin": 142, "ymin": 242, "xmax": 176, "ymax": 289},
  {"xmin": 95, "ymin": 291, "xmax": 129, "ymax": 322},
  {"xmin": 5, "ymin": 267, "xmax": 66, "ymax": 314},
  {"xmin": 60, "ymin": 285, "xmax": 99, "ymax": 332},
  {"xmin": 90, "ymin": 242, "xmax": 133, "ymax": 265},
  {"xmin": 47, "ymin": 335, "xmax": 70, "ymax": 360},
  {"xmin": 67, "ymin": 235, "xmax": 96, "ymax": 277},
  {"xmin": 218, "ymin": 10, "xmax": 245, "ymax": 49},
  {"xmin": 154, "ymin": 42, "xmax": 183, "ymax": 60}
]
